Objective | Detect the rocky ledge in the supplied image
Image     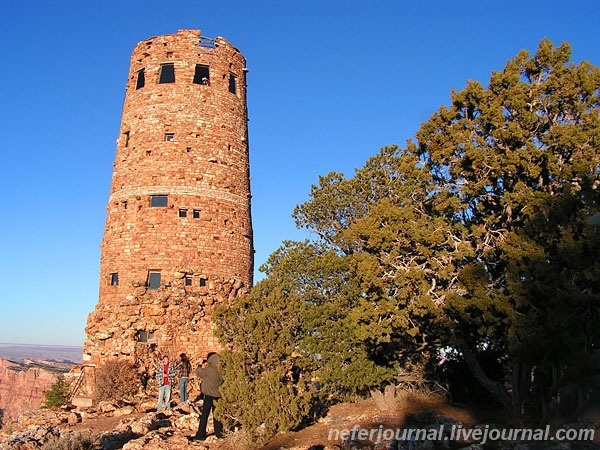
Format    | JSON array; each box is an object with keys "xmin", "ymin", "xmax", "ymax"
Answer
[{"xmin": 1, "ymin": 398, "xmax": 598, "ymax": 450}]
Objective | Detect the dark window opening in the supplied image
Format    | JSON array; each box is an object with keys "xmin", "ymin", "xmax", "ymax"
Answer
[
  {"xmin": 136, "ymin": 69, "xmax": 145, "ymax": 89},
  {"xmin": 165, "ymin": 133, "xmax": 175, "ymax": 142},
  {"xmin": 186, "ymin": 147, "xmax": 192, "ymax": 153},
  {"xmin": 193, "ymin": 209, "xmax": 201, "ymax": 219},
  {"xmin": 150, "ymin": 195, "xmax": 168, "ymax": 207},
  {"xmin": 199, "ymin": 36, "xmax": 216, "ymax": 48},
  {"xmin": 199, "ymin": 278, "xmax": 207, "ymax": 287},
  {"xmin": 159, "ymin": 64, "xmax": 175, "ymax": 83},
  {"xmin": 185, "ymin": 276, "xmax": 192, "ymax": 286},
  {"xmin": 110, "ymin": 273, "xmax": 119, "ymax": 286},
  {"xmin": 137, "ymin": 330, "xmax": 154, "ymax": 342},
  {"xmin": 148, "ymin": 271, "xmax": 161, "ymax": 290},
  {"xmin": 179, "ymin": 209, "xmax": 188, "ymax": 218},
  {"xmin": 193, "ymin": 65, "xmax": 210, "ymax": 85},
  {"xmin": 146, "ymin": 150, "xmax": 152, "ymax": 156},
  {"xmin": 123, "ymin": 131, "xmax": 130, "ymax": 147},
  {"xmin": 228, "ymin": 73, "xmax": 237, "ymax": 94}
]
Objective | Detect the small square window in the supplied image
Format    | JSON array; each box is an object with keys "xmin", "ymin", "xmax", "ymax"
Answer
[
  {"xmin": 179, "ymin": 209, "xmax": 188, "ymax": 218},
  {"xmin": 193, "ymin": 209, "xmax": 201, "ymax": 219},
  {"xmin": 123, "ymin": 131, "xmax": 130, "ymax": 147},
  {"xmin": 137, "ymin": 330, "xmax": 154, "ymax": 343},
  {"xmin": 147, "ymin": 271, "xmax": 161, "ymax": 290},
  {"xmin": 150, "ymin": 195, "xmax": 168, "ymax": 207},
  {"xmin": 185, "ymin": 276, "xmax": 192, "ymax": 286},
  {"xmin": 199, "ymin": 278, "xmax": 207, "ymax": 287},
  {"xmin": 110, "ymin": 273, "xmax": 119, "ymax": 286},
  {"xmin": 159, "ymin": 63, "xmax": 175, "ymax": 83},
  {"xmin": 165, "ymin": 133, "xmax": 175, "ymax": 142}
]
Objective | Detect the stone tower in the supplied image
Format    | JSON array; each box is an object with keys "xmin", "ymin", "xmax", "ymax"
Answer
[{"xmin": 83, "ymin": 30, "xmax": 253, "ymax": 371}]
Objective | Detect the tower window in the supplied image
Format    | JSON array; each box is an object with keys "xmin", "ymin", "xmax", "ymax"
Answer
[
  {"xmin": 136, "ymin": 69, "xmax": 145, "ymax": 89},
  {"xmin": 159, "ymin": 64, "xmax": 175, "ymax": 83},
  {"xmin": 185, "ymin": 276, "xmax": 192, "ymax": 286},
  {"xmin": 150, "ymin": 195, "xmax": 168, "ymax": 207},
  {"xmin": 228, "ymin": 73, "xmax": 237, "ymax": 94},
  {"xmin": 199, "ymin": 278, "xmax": 207, "ymax": 287},
  {"xmin": 123, "ymin": 131, "xmax": 130, "ymax": 147},
  {"xmin": 165, "ymin": 133, "xmax": 175, "ymax": 142},
  {"xmin": 137, "ymin": 330, "xmax": 154, "ymax": 342},
  {"xmin": 179, "ymin": 209, "xmax": 188, "ymax": 218},
  {"xmin": 193, "ymin": 209, "xmax": 201, "ymax": 219},
  {"xmin": 193, "ymin": 65, "xmax": 210, "ymax": 85},
  {"xmin": 110, "ymin": 273, "xmax": 119, "ymax": 286},
  {"xmin": 147, "ymin": 271, "xmax": 161, "ymax": 290}
]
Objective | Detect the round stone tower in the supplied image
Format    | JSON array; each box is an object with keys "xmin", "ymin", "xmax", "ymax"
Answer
[{"xmin": 83, "ymin": 30, "xmax": 253, "ymax": 371}]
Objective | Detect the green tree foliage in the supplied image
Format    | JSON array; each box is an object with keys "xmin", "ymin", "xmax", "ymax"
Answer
[
  {"xmin": 215, "ymin": 241, "xmax": 396, "ymax": 434},
  {"xmin": 217, "ymin": 39, "xmax": 600, "ymax": 430},
  {"xmin": 44, "ymin": 376, "xmax": 70, "ymax": 409}
]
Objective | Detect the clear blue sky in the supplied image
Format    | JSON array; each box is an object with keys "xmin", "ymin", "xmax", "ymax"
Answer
[{"xmin": 1, "ymin": 1, "xmax": 598, "ymax": 346}]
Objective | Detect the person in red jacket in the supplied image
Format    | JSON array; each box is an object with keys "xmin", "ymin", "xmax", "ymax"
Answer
[{"xmin": 155, "ymin": 355, "xmax": 176, "ymax": 411}]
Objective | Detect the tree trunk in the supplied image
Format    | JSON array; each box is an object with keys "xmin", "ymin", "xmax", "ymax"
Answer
[
  {"xmin": 511, "ymin": 356, "xmax": 532, "ymax": 425},
  {"xmin": 458, "ymin": 340, "xmax": 512, "ymax": 412}
]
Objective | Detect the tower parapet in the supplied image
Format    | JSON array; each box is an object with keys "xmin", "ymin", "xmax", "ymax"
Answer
[{"xmin": 83, "ymin": 30, "xmax": 253, "ymax": 374}]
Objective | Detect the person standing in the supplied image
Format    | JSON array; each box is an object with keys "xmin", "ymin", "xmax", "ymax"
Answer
[
  {"xmin": 191, "ymin": 352, "xmax": 224, "ymax": 440},
  {"xmin": 156, "ymin": 355, "xmax": 176, "ymax": 411},
  {"xmin": 177, "ymin": 353, "xmax": 192, "ymax": 403}
]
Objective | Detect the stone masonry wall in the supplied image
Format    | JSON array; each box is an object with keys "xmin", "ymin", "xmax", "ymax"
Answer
[{"xmin": 83, "ymin": 30, "xmax": 253, "ymax": 379}]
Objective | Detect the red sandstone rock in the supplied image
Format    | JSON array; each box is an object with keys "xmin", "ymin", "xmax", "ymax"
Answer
[{"xmin": 0, "ymin": 358, "xmax": 64, "ymax": 423}]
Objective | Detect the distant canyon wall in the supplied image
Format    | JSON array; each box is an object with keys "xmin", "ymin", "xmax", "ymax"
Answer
[{"xmin": 0, "ymin": 359, "xmax": 72, "ymax": 424}]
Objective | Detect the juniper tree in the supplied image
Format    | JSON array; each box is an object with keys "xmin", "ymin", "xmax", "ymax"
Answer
[
  {"xmin": 44, "ymin": 376, "xmax": 70, "ymax": 408},
  {"xmin": 215, "ymin": 240, "xmax": 396, "ymax": 434},
  {"xmin": 216, "ymin": 39, "xmax": 600, "ymax": 430},
  {"xmin": 296, "ymin": 39, "xmax": 600, "ymax": 421}
]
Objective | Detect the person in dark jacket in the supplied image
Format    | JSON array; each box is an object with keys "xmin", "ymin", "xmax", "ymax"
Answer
[{"xmin": 191, "ymin": 352, "xmax": 224, "ymax": 440}]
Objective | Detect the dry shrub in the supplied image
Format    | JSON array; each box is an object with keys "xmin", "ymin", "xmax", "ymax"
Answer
[
  {"xmin": 227, "ymin": 428, "xmax": 265, "ymax": 450},
  {"xmin": 42, "ymin": 431, "xmax": 98, "ymax": 450},
  {"xmin": 93, "ymin": 358, "xmax": 139, "ymax": 402},
  {"xmin": 371, "ymin": 384, "xmax": 397, "ymax": 412},
  {"xmin": 395, "ymin": 362, "xmax": 447, "ymax": 398},
  {"xmin": 372, "ymin": 364, "xmax": 449, "ymax": 413}
]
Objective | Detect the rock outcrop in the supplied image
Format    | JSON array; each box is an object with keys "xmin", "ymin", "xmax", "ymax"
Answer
[
  {"xmin": 1, "ymin": 395, "xmax": 598, "ymax": 450},
  {"xmin": 0, "ymin": 358, "xmax": 74, "ymax": 424}
]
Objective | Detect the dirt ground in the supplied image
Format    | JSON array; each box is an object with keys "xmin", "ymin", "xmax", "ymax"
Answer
[
  {"xmin": 64, "ymin": 397, "xmax": 596, "ymax": 450},
  {"xmin": 60, "ymin": 396, "xmax": 513, "ymax": 449},
  {"xmin": 207, "ymin": 395, "xmax": 496, "ymax": 450}
]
